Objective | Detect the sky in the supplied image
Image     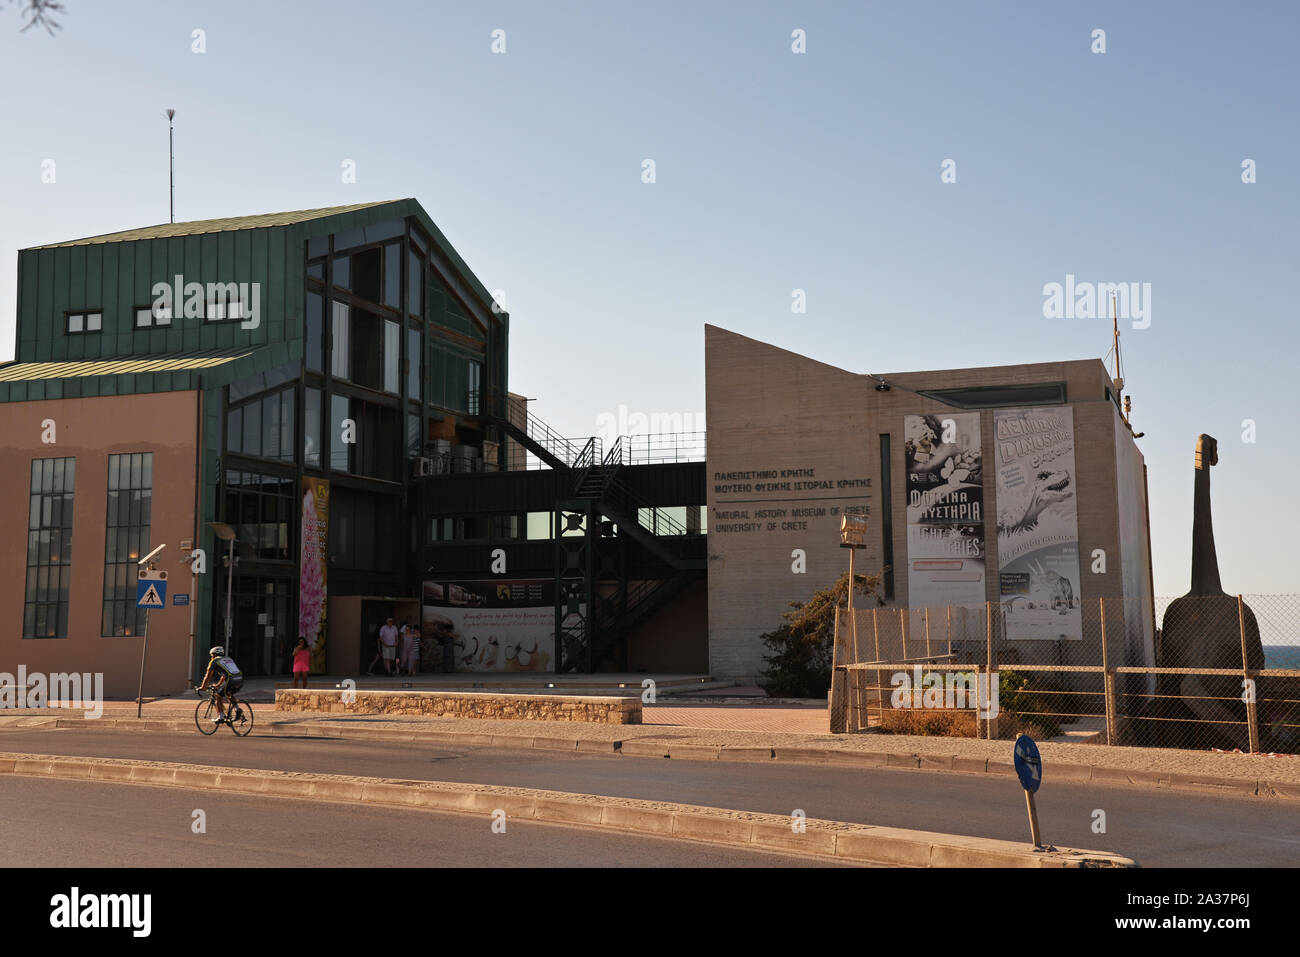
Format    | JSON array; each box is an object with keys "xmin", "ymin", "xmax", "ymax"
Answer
[{"xmin": 0, "ymin": 0, "xmax": 1296, "ymax": 597}]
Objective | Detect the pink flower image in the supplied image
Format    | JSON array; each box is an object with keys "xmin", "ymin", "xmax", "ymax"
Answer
[{"xmin": 299, "ymin": 487, "xmax": 326, "ymax": 669}]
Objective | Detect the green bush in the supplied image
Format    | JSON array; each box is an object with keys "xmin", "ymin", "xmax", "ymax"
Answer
[{"xmin": 757, "ymin": 571, "xmax": 882, "ymax": 698}]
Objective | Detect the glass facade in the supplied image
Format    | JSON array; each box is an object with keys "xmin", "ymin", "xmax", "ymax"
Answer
[{"xmin": 24, "ymin": 457, "xmax": 74, "ymax": 639}]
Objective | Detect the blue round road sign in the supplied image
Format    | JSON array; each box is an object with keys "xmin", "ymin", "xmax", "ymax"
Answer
[{"xmin": 1013, "ymin": 734, "xmax": 1042, "ymax": 793}]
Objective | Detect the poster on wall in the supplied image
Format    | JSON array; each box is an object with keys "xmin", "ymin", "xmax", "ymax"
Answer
[
  {"xmin": 422, "ymin": 579, "xmax": 558, "ymax": 672},
  {"xmin": 994, "ymin": 406, "xmax": 1083, "ymax": 640},
  {"xmin": 904, "ymin": 413, "xmax": 986, "ymax": 608},
  {"xmin": 300, "ymin": 477, "xmax": 330, "ymax": 672}
]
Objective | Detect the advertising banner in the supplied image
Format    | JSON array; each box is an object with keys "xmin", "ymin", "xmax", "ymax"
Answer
[
  {"xmin": 422, "ymin": 579, "xmax": 557, "ymax": 672},
  {"xmin": 904, "ymin": 413, "xmax": 986, "ymax": 608},
  {"xmin": 994, "ymin": 406, "xmax": 1082, "ymax": 640},
  {"xmin": 300, "ymin": 477, "xmax": 329, "ymax": 672}
]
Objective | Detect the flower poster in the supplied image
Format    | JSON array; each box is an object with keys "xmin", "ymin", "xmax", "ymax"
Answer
[{"xmin": 300, "ymin": 477, "xmax": 329, "ymax": 671}]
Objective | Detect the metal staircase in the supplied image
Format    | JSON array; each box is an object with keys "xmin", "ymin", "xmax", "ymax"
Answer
[{"xmin": 480, "ymin": 395, "xmax": 705, "ymax": 673}]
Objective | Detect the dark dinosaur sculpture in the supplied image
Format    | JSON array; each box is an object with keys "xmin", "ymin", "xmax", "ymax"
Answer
[{"xmin": 1150, "ymin": 435, "xmax": 1287, "ymax": 750}]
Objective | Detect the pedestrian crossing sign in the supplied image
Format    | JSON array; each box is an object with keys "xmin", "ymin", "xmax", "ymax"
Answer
[{"xmin": 137, "ymin": 568, "xmax": 168, "ymax": 608}]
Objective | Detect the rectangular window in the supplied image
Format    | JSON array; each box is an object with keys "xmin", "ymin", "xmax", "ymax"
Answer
[
  {"xmin": 226, "ymin": 407, "xmax": 243, "ymax": 453},
  {"xmin": 102, "ymin": 452, "xmax": 152, "ymax": 637},
  {"xmin": 66, "ymin": 311, "xmax": 103, "ymax": 334},
  {"xmin": 526, "ymin": 511, "xmax": 553, "ymax": 540},
  {"xmin": 333, "ymin": 254, "xmax": 351, "ymax": 290},
  {"xmin": 304, "ymin": 388, "xmax": 322, "ymax": 468},
  {"xmin": 280, "ymin": 390, "xmax": 295, "ymax": 464},
  {"xmin": 307, "ymin": 259, "xmax": 326, "ymax": 281},
  {"xmin": 205, "ymin": 285, "xmax": 246, "ymax": 322},
  {"xmin": 24, "ymin": 457, "xmax": 74, "ymax": 639},
  {"xmin": 306, "ymin": 291, "xmax": 323, "ymax": 373},
  {"xmin": 330, "ymin": 395, "xmax": 350, "ymax": 472},
  {"xmin": 136, "ymin": 305, "xmax": 172, "ymax": 328},
  {"xmin": 406, "ymin": 327, "xmax": 421, "ymax": 400},
  {"xmin": 349, "ymin": 308, "xmax": 383, "ymax": 390},
  {"xmin": 467, "ymin": 360, "xmax": 482, "ymax": 414},
  {"xmin": 383, "ymin": 242, "xmax": 401, "ymax": 308},
  {"xmin": 243, "ymin": 397, "xmax": 262, "ymax": 457},
  {"xmin": 408, "ymin": 250, "xmax": 423, "ymax": 317},
  {"xmin": 352, "ymin": 247, "xmax": 381, "ymax": 303},
  {"xmin": 331, "ymin": 301, "xmax": 350, "ymax": 379},
  {"xmin": 383, "ymin": 320, "xmax": 400, "ymax": 394}
]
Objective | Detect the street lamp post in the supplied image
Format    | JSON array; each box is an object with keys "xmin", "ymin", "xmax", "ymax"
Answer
[{"xmin": 208, "ymin": 523, "xmax": 238, "ymax": 653}]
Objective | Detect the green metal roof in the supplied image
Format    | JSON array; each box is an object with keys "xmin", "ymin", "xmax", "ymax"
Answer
[
  {"xmin": 24, "ymin": 200, "xmax": 404, "ymax": 249},
  {"xmin": 0, "ymin": 346, "xmax": 257, "ymax": 381}
]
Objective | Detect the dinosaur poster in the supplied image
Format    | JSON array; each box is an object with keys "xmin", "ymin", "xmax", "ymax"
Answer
[
  {"xmin": 904, "ymin": 413, "xmax": 985, "ymax": 608},
  {"xmin": 421, "ymin": 579, "xmax": 558, "ymax": 672},
  {"xmin": 994, "ymin": 406, "xmax": 1083, "ymax": 640}
]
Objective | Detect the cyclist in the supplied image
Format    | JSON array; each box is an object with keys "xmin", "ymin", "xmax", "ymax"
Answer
[{"xmin": 197, "ymin": 646, "xmax": 244, "ymax": 725}]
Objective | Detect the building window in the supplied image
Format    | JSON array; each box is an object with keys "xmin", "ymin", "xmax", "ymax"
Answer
[
  {"xmin": 331, "ymin": 301, "xmax": 350, "ymax": 379},
  {"xmin": 304, "ymin": 388, "xmax": 323, "ymax": 469},
  {"xmin": 467, "ymin": 360, "xmax": 482, "ymax": 414},
  {"xmin": 408, "ymin": 250, "xmax": 423, "ymax": 318},
  {"xmin": 915, "ymin": 383, "xmax": 1067, "ymax": 409},
  {"xmin": 102, "ymin": 452, "xmax": 152, "ymax": 638},
  {"xmin": 226, "ymin": 388, "xmax": 295, "ymax": 464},
  {"xmin": 383, "ymin": 242, "xmax": 401, "ymax": 308},
  {"xmin": 223, "ymin": 470, "xmax": 293, "ymax": 562},
  {"xmin": 136, "ymin": 305, "xmax": 172, "ymax": 328},
  {"xmin": 383, "ymin": 320, "xmax": 400, "ymax": 394},
  {"xmin": 66, "ymin": 311, "xmax": 103, "ymax": 334},
  {"xmin": 24, "ymin": 457, "xmax": 74, "ymax": 639},
  {"xmin": 305, "ymin": 291, "xmax": 323, "ymax": 373},
  {"xmin": 205, "ymin": 290, "xmax": 247, "ymax": 322},
  {"xmin": 330, "ymin": 394, "xmax": 351, "ymax": 472},
  {"xmin": 406, "ymin": 327, "xmax": 421, "ymax": 401}
]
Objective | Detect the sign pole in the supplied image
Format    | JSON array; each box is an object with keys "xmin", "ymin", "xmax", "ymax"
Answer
[
  {"xmin": 1025, "ymin": 790, "xmax": 1042, "ymax": 848},
  {"xmin": 136, "ymin": 609, "xmax": 151, "ymax": 719}
]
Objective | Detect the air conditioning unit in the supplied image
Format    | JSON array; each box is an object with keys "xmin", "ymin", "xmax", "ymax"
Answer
[{"xmin": 413, "ymin": 457, "xmax": 435, "ymax": 478}]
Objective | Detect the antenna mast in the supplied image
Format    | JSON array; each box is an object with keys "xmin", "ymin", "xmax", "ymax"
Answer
[{"xmin": 166, "ymin": 109, "xmax": 176, "ymax": 223}]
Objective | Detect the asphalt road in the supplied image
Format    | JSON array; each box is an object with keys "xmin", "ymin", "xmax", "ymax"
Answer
[
  {"xmin": 3, "ymin": 729, "xmax": 1299, "ymax": 867},
  {"xmin": 0, "ymin": 775, "xmax": 842, "ymax": 867}
]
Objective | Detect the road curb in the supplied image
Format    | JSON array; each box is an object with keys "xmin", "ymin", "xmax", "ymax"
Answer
[
  {"xmin": 18, "ymin": 714, "xmax": 1300, "ymax": 804},
  {"xmin": 0, "ymin": 750, "xmax": 1135, "ymax": 868}
]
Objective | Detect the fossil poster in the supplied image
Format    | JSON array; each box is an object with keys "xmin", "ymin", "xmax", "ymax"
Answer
[
  {"xmin": 994, "ymin": 406, "xmax": 1083, "ymax": 640},
  {"xmin": 421, "ymin": 579, "xmax": 557, "ymax": 672},
  {"xmin": 904, "ymin": 413, "xmax": 986, "ymax": 609}
]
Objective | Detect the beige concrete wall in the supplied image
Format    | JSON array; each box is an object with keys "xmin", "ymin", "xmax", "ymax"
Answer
[
  {"xmin": 704, "ymin": 325, "xmax": 1148, "ymax": 683},
  {"xmin": 0, "ymin": 391, "xmax": 199, "ymax": 698}
]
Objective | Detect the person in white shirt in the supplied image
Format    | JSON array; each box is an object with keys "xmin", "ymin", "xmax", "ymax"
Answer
[{"xmin": 378, "ymin": 617, "xmax": 399, "ymax": 675}]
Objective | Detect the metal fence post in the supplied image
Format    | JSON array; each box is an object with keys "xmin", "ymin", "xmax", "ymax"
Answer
[
  {"xmin": 1100, "ymin": 597, "xmax": 1116, "ymax": 746},
  {"xmin": 985, "ymin": 601, "xmax": 994, "ymax": 740},
  {"xmin": 872, "ymin": 607, "xmax": 883, "ymax": 714},
  {"xmin": 899, "ymin": 607, "xmax": 908, "ymax": 662},
  {"xmin": 925, "ymin": 607, "xmax": 932, "ymax": 659},
  {"xmin": 1239, "ymin": 594, "xmax": 1259, "ymax": 754}
]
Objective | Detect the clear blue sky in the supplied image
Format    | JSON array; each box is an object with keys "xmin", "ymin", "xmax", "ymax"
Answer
[{"xmin": 1, "ymin": 0, "xmax": 1296, "ymax": 597}]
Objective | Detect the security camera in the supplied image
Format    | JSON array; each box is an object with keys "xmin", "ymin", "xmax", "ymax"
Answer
[{"xmin": 138, "ymin": 543, "xmax": 167, "ymax": 565}]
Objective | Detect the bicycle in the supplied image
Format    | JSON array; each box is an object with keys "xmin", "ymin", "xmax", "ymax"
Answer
[{"xmin": 194, "ymin": 686, "xmax": 255, "ymax": 737}]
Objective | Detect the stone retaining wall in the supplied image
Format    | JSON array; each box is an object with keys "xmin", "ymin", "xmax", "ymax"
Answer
[{"xmin": 275, "ymin": 689, "xmax": 642, "ymax": 724}]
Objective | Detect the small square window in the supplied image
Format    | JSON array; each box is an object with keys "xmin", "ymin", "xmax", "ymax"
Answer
[
  {"xmin": 67, "ymin": 313, "xmax": 83, "ymax": 333},
  {"xmin": 86, "ymin": 313, "xmax": 101, "ymax": 331},
  {"xmin": 136, "ymin": 308, "xmax": 152, "ymax": 328}
]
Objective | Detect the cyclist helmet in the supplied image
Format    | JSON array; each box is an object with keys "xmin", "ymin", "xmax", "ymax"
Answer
[{"xmin": 209, "ymin": 646, "xmax": 225, "ymax": 657}]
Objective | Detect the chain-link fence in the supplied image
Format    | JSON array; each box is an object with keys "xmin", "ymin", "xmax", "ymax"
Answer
[{"xmin": 829, "ymin": 594, "xmax": 1300, "ymax": 754}]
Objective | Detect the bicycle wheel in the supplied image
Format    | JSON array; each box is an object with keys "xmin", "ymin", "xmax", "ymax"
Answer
[
  {"xmin": 228, "ymin": 698, "xmax": 255, "ymax": 737},
  {"xmin": 195, "ymin": 697, "xmax": 220, "ymax": 735}
]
